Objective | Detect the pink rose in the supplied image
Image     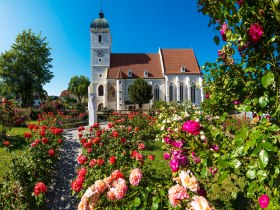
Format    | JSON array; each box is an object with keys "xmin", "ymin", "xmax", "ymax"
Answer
[
  {"xmin": 249, "ymin": 23, "xmax": 263, "ymax": 43},
  {"xmin": 182, "ymin": 120, "xmax": 201, "ymax": 135},
  {"xmin": 258, "ymin": 194, "xmax": 269, "ymax": 209},
  {"xmin": 163, "ymin": 152, "xmax": 171, "ymax": 160},
  {"xmin": 170, "ymin": 159, "xmax": 179, "ymax": 172},
  {"xmin": 220, "ymin": 22, "xmax": 228, "ymax": 41}
]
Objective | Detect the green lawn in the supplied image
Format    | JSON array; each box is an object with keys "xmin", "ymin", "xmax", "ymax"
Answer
[{"xmin": 0, "ymin": 121, "xmax": 36, "ymax": 182}]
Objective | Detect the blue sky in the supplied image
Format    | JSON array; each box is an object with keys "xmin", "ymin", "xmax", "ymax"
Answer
[{"xmin": 0, "ymin": 0, "xmax": 219, "ymax": 96}]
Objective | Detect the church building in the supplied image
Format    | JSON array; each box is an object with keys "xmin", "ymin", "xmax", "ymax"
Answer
[{"xmin": 88, "ymin": 11, "xmax": 204, "ymax": 122}]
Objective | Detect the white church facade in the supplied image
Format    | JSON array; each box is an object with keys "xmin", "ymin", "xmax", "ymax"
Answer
[{"xmin": 88, "ymin": 11, "xmax": 204, "ymax": 124}]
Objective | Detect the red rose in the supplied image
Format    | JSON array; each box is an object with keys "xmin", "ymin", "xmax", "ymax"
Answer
[
  {"xmin": 3, "ymin": 140, "xmax": 10, "ymax": 146},
  {"xmin": 112, "ymin": 131, "xmax": 119, "ymax": 138},
  {"xmin": 120, "ymin": 137, "xmax": 126, "ymax": 143},
  {"xmin": 95, "ymin": 130, "xmax": 102, "ymax": 137},
  {"xmin": 109, "ymin": 156, "xmax": 116, "ymax": 165},
  {"xmin": 148, "ymin": 154, "xmax": 155, "ymax": 160},
  {"xmin": 48, "ymin": 149, "xmax": 55, "ymax": 156},
  {"xmin": 89, "ymin": 159, "xmax": 97, "ymax": 167},
  {"xmin": 134, "ymin": 127, "xmax": 139, "ymax": 132},
  {"xmin": 71, "ymin": 179, "xmax": 83, "ymax": 192},
  {"xmin": 34, "ymin": 182, "xmax": 47, "ymax": 196},
  {"xmin": 57, "ymin": 139, "xmax": 62, "ymax": 144},
  {"xmin": 42, "ymin": 137, "xmax": 48, "ymax": 144},
  {"xmin": 111, "ymin": 170, "xmax": 124, "ymax": 180},
  {"xmin": 77, "ymin": 155, "xmax": 88, "ymax": 165},
  {"xmin": 92, "ymin": 123, "xmax": 99, "ymax": 129},
  {"xmin": 77, "ymin": 126, "xmax": 85, "ymax": 132},
  {"xmin": 97, "ymin": 158, "xmax": 104, "ymax": 166},
  {"xmin": 138, "ymin": 143, "xmax": 145, "ymax": 150},
  {"xmin": 127, "ymin": 126, "xmax": 132, "ymax": 132},
  {"xmin": 24, "ymin": 132, "xmax": 32, "ymax": 139},
  {"xmin": 182, "ymin": 120, "xmax": 201, "ymax": 135},
  {"xmin": 107, "ymin": 122, "xmax": 114, "ymax": 128}
]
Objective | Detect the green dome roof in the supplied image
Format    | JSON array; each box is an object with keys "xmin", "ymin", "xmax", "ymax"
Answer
[{"xmin": 90, "ymin": 12, "xmax": 109, "ymax": 29}]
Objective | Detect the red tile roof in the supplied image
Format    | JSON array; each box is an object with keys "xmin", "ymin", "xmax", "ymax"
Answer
[
  {"xmin": 161, "ymin": 49, "xmax": 201, "ymax": 74},
  {"xmin": 107, "ymin": 49, "xmax": 200, "ymax": 79},
  {"xmin": 108, "ymin": 53, "xmax": 163, "ymax": 79}
]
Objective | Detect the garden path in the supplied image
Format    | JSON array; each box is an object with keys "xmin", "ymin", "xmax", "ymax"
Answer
[
  {"xmin": 44, "ymin": 122, "xmax": 107, "ymax": 210},
  {"xmin": 44, "ymin": 129, "xmax": 81, "ymax": 210}
]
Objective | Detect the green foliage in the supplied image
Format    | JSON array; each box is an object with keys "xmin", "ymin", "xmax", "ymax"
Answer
[
  {"xmin": 128, "ymin": 79, "xmax": 153, "ymax": 109},
  {"xmin": 199, "ymin": 1, "xmax": 280, "ymax": 123},
  {"xmin": 0, "ymin": 114, "xmax": 64, "ymax": 209},
  {"xmin": 0, "ymin": 29, "xmax": 53, "ymax": 107},
  {"xmin": 67, "ymin": 75, "xmax": 90, "ymax": 103},
  {"xmin": 0, "ymin": 100, "xmax": 16, "ymax": 137}
]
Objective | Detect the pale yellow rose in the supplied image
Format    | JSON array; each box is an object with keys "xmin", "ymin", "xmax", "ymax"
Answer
[
  {"xmin": 179, "ymin": 170, "xmax": 199, "ymax": 192},
  {"xmin": 189, "ymin": 195, "xmax": 212, "ymax": 210}
]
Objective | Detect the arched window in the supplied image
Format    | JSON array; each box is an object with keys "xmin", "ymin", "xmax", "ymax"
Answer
[
  {"xmin": 98, "ymin": 35, "xmax": 102, "ymax": 42},
  {"xmin": 186, "ymin": 86, "xmax": 189, "ymax": 100},
  {"xmin": 98, "ymin": 103, "xmax": 103, "ymax": 111},
  {"xmin": 98, "ymin": 85, "xmax": 104, "ymax": 96},
  {"xmin": 169, "ymin": 83, "xmax": 173, "ymax": 101},
  {"xmin": 180, "ymin": 82, "xmax": 184, "ymax": 101},
  {"xmin": 191, "ymin": 83, "xmax": 196, "ymax": 103},
  {"xmin": 154, "ymin": 85, "xmax": 159, "ymax": 101}
]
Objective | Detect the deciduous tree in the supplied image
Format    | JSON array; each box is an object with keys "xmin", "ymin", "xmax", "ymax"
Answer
[
  {"xmin": 128, "ymin": 78, "xmax": 153, "ymax": 109},
  {"xmin": 0, "ymin": 29, "xmax": 53, "ymax": 107},
  {"xmin": 68, "ymin": 75, "xmax": 90, "ymax": 103}
]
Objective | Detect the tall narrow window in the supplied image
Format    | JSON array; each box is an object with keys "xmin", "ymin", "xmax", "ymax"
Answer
[
  {"xmin": 98, "ymin": 85, "xmax": 104, "ymax": 96},
  {"xmin": 180, "ymin": 82, "xmax": 184, "ymax": 101},
  {"xmin": 191, "ymin": 84, "xmax": 196, "ymax": 103},
  {"xmin": 154, "ymin": 85, "xmax": 159, "ymax": 101},
  {"xmin": 186, "ymin": 86, "xmax": 189, "ymax": 100},
  {"xmin": 169, "ymin": 83, "xmax": 173, "ymax": 101},
  {"xmin": 98, "ymin": 35, "xmax": 102, "ymax": 42}
]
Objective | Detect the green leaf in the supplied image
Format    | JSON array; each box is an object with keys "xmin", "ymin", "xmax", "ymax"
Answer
[
  {"xmin": 229, "ymin": 159, "xmax": 241, "ymax": 169},
  {"xmin": 268, "ymin": 124, "xmax": 280, "ymax": 132},
  {"xmin": 133, "ymin": 197, "xmax": 141, "ymax": 207},
  {"xmin": 259, "ymin": 96, "xmax": 269, "ymax": 108},
  {"xmin": 244, "ymin": 138, "xmax": 256, "ymax": 152},
  {"xmin": 217, "ymin": 171, "xmax": 228, "ymax": 184},
  {"xmin": 263, "ymin": 142, "xmax": 277, "ymax": 152},
  {"xmin": 247, "ymin": 182, "xmax": 258, "ymax": 197},
  {"xmin": 152, "ymin": 203, "xmax": 159, "ymax": 210},
  {"xmin": 257, "ymin": 170, "xmax": 267, "ymax": 182},
  {"xmin": 246, "ymin": 169, "xmax": 256, "ymax": 179},
  {"xmin": 214, "ymin": 35, "xmax": 220, "ymax": 46},
  {"xmin": 262, "ymin": 72, "xmax": 275, "ymax": 88},
  {"xmin": 258, "ymin": 149, "xmax": 268, "ymax": 169}
]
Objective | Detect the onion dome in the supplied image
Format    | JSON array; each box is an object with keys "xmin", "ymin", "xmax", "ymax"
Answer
[{"xmin": 90, "ymin": 12, "xmax": 109, "ymax": 29}]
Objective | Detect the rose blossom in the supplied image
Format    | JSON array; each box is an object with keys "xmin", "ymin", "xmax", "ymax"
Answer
[
  {"xmin": 220, "ymin": 22, "xmax": 228, "ymax": 41},
  {"xmin": 179, "ymin": 170, "xmax": 199, "ymax": 192},
  {"xmin": 94, "ymin": 180, "xmax": 107, "ymax": 193},
  {"xmin": 170, "ymin": 159, "xmax": 179, "ymax": 172},
  {"xmin": 109, "ymin": 156, "xmax": 116, "ymax": 165},
  {"xmin": 48, "ymin": 149, "xmax": 55, "ymax": 156},
  {"xmin": 129, "ymin": 168, "xmax": 143, "ymax": 186},
  {"xmin": 148, "ymin": 154, "xmax": 155, "ymax": 160},
  {"xmin": 258, "ymin": 194, "xmax": 270, "ymax": 209},
  {"xmin": 249, "ymin": 23, "xmax": 263, "ymax": 43},
  {"xmin": 168, "ymin": 184, "xmax": 189, "ymax": 207},
  {"xmin": 182, "ymin": 120, "xmax": 201, "ymax": 135},
  {"xmin": 77, "ymin": 155, "xmax": 88, "ymax": 165},
  {"xmin": 190, "ymin": 195, "xmax": 212, "ymax": 210},
  {"xmin": 138, "ymin": 143, "xmax": 145, "ymax": 150},
  {"xmin": 3, "ymin": 140, "xmax": 10, "ymax": 146},
  {"xmin": 163, "ymin": 152, "xmax": 171, "ymax": 160},
  {"xmin": 34, "ymin": 182, "xmax": 47, "ymax": 196}
]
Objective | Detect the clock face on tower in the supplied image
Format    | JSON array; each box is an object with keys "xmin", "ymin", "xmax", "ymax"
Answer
[{"xmin": 97, "ymin": 50, "xmax": 103, "ymax": 57}]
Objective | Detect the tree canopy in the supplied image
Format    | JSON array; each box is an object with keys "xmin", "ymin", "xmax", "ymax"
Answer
[
  {"xmin": 0, "ymin": 29, "xmax": 53, "ymax": 107},
  {"xmin": 128, "ymin": 78, "xmax": 153, "ymax": 109},
  {"xmin": 67, "ymin": 75, "xmax": 90, "ymax": 103}
]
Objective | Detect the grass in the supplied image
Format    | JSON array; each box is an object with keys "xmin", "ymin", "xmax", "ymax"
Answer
[{"xmin": 0, "ymin": 121, "xmax": 36, "ymax": 182}]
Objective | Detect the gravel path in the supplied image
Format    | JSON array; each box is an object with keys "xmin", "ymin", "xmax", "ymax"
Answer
[{"xmin": 44, "ymin": 129, "xmax": 81, "ymax": 210}]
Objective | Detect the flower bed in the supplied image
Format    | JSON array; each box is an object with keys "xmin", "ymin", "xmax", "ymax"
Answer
[{"xmin": 0, "ymin": 112, "xmax": 64, "ymax": 209}]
